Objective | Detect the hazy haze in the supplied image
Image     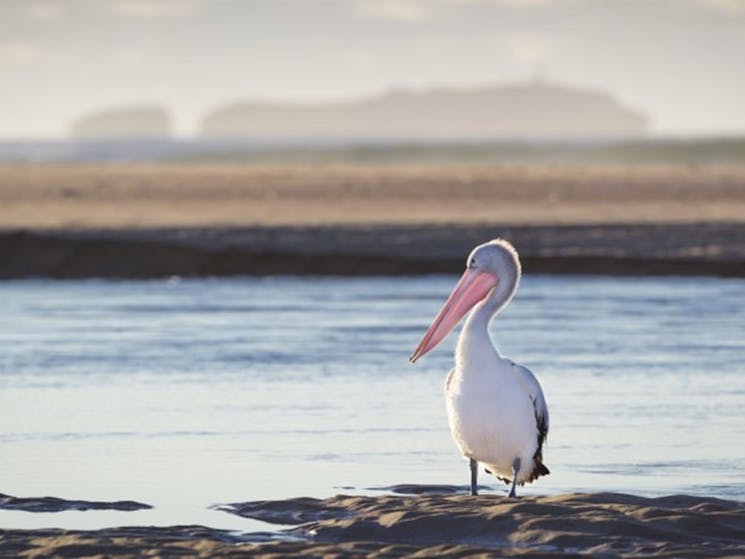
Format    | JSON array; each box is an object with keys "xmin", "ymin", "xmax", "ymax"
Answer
[{"xmin": 1, "ymin": 0, "xmax": 744, "ymax": 138}]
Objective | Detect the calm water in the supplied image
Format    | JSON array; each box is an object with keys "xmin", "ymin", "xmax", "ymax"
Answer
[{"xmin": 1, "ymin": 275, "xmax": 744, "ymax": 530}]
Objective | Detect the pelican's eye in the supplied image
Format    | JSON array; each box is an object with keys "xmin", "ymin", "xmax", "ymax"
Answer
[{"xmin": 469, "ymin": 257, "xmax": 477, "ymax": 268}]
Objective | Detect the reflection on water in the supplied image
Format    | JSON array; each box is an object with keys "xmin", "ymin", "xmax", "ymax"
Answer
[{"xmin": 1, "ymin": 275, "xmax": 744, "ymax": 528}]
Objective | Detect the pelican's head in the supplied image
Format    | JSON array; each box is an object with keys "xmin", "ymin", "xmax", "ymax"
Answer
[{"xmin": 409, "ymin": 239, "xmax": 521, "ymax": 363}]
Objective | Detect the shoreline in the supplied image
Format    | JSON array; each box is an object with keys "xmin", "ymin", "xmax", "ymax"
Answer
[{"xmin": 2, "ymin": 222, "xmax": 744, "ymax": 279}]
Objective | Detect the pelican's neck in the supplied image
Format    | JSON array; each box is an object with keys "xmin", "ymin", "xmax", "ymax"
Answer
[{"xmin": 455, "ymin": 271, "xmax": 519, "ymax": 370}]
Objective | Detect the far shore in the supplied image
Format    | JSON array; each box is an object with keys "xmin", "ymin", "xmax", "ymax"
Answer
[{"xmin": 1, "ymin": 163, "xmax": 744, "ymax": 278}]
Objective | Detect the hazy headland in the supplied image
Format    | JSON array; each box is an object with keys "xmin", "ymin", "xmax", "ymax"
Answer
[{"xmin": 199, "ymin": 80, "xmax": 647, "ymax": 140}]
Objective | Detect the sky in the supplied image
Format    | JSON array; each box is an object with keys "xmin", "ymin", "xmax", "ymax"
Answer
[{"xmin": 1, "ymin": 0, "xmax": 745, "ymax": 138}]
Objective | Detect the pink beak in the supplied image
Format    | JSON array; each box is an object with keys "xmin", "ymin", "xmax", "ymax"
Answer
[{"xmin": 410, "ymin": 268, "xmax": 499, "ymax": 363}]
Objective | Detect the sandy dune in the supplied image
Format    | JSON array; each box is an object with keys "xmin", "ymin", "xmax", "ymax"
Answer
[{"xmin": 2, "ymin": 491, "xmax": 744, "ymax": 558}]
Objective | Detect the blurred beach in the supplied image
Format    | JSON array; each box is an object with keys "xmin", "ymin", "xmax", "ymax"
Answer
[
  {"xmin": 1, "ymin": 159, "xmax": 745, "ymax": 279},
  {"xmin": 4, "ymin": 160, "xmax": 745, "ymax": 228}
]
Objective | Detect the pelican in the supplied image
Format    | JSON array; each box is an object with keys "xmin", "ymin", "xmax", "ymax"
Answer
[{"xmin": 410, "ymin": 239, "xmax": 549, "ymax": 497}]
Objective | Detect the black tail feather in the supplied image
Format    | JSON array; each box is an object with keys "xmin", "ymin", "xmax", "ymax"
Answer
[{"xmin": 525, "ymin": 459, "xmax": 550, "ymax": 484}]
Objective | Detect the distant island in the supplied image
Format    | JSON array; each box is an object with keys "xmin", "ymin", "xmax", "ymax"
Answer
[
  {"xmin": 65, "ymin": 82, "xmax": 648, "ymax": 141},
  {"xmin": 70, "ymin": 106, "xmax": 171, "ymax": 139},
  {"xmin": 201, "ymin": 81, "xmax": 648, "ymax": 140}
]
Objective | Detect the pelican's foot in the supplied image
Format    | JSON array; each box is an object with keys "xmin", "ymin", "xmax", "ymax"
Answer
[
  {"xmin": 508, "ymin": 457, "xmax": 521, "ymax": 498},
  {"xmin": 469, "ymin": 458, "xmax": 479, "ymax": 496}
]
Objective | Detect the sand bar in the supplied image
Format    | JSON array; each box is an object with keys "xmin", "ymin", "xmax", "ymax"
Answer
[
  {"xmin": 2, "ymin": 163, "xmax": 745, "ymax": 277},
  {"xmin": 3, "ymin": 163, "xmax": 745, "ymax": 228}
]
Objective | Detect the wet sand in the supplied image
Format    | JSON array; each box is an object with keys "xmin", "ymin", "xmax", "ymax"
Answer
[
  {"xmin": 2, "ymin": 222, "xmax": 744, "ymax": 278},
  {"xmin": 2, "ymin": 491, "xmax": 744, "ymax": 558},
  {"xmin": 0, "ymin": 494, "xmax": 151, "ymax": 514}
]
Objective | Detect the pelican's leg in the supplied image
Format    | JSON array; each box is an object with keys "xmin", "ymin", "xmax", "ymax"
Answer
[
  {"xmin": 469, "ymin": 458, "xmax": 479, "ymax": 496},
  {"xmin": 508, "ymin": 457, "xmax": 521, "ymax": 498}
]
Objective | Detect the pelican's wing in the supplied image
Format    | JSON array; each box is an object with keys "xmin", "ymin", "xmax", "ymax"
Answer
[
  {"xmin": 512, "ymin": 363, "xmax": 550, "ymax": 483},
  {"xmin": 513, "ymin": 363, "xmax": 549, "ymax": 452}
]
